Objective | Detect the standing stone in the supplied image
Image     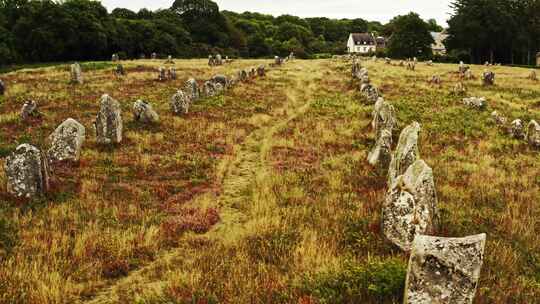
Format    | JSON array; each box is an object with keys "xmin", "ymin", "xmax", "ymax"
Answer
[
  {"xmin": 115, "ymin": 64, "xmax": 125, "ymax": 77},
  {"xmin": 528, "ymin": 70, "xmax": 537, "ymax": 81},
  {"xmin": 404, "ymin": 234, "xmax": 487, "ymax": 304},
  {"xmin": 274, "ymin": 56, "xmax": 282, "ymax": 66},
  {"xmin": 372, "ymin": 97, "xmax": 397, "ymax": 138},
  {"xmin": 428, "ymin": 75, "xmax": 442, "ymax": 85},
  {"xmin": 204, "ymin": 81, "xmax": 217, "ymax": 97},
  {"xmin": 184, "ymin": 78, "xmax": 200, "ymax": 101},
  {"xmin": 351, "ymin": 59, "xmax": 361, "ymax": 77},
  {"xmin": 491, "ymin": 111, "xmax": 507, "ymax": 126},
  {"xmin": 361, "ymin": 75, "xmax": 370, "ymax": 85},
  {"xmin": 5, "ymin": 144, "xmax": 50, "ymax": 198},
  {"xmin": 20, "ymin": 100, "xmax": 38, "ymax": 121},
  {"xmin": 363, "ymin": 85, "xmax": 380, "ymax": 104},
  {"xmin": 462, "ymin": 97, "xmax": 487, "ymax": 110},
  {"xmin": 388, "ymin": 122, "xmax": 421, "ymax": 184},
  {"xmin": 248, "ymin": 68, "xmax": 256, "ymax": 78},
  {"xmin": 70, "ymin": 62, "xmax": 83, "ymax": 84},
  {"xmin": 481, "ymin": 70, "xmax": 495, "ymax": 86},
  {"xmin": 238, "ymin": 70, "xmax": 248, "ymax": 82},
  {"xmin": 212, "ymin": 74, "xmax": 228, "ymax": 87},
  {"xmin": 510, "ymin": 119, "xmax": 525, "ymax": 139},
  {"xmin": 214, "ymin": 83, "xmax": 224, "ymax": 94},
  {"xmin": 257, "ymin": 65, "xmax": 266, "ymax": 77},
  {"xmin": 170, "ymin": 90, "xmax": 191, "ymax": 115},
  {"xmin": 95, "ymin": 94, "xmax": 122, "ymax": 144},
  {"xmin": 383, "ymin": 159, "xmax": 438, "ymax": 251},
  {"xmin": 385, "ymin": 58, "xmax": 391, "ymax": 64},
  {"xmin": 406, "ymin": 61, "xmax": 416, "ymax": 71},
  {"xmin": 464, "ymin": 69, "xmax": 473, "ymax": 80},
  {"xmin": 0, "ymin": 79, "xmax": 4, "ymax": 95},
  {"xmin": 158, "ymin": 67, "xmax": 167, "ymax": 81},
  {"xmin": 458, "ymin": 61, "xmax": 469, "ymax": 74},
  {"xmin": 48, "ymin": 118, "xmax": 86, "ymax": 162},
  {"xmin": 208, "ymin": 55, "xmax": 215, "ymax": 67},
  {"xmin": 426, "ymin": 60, "xmax": 433, "ymax": 66},
  {"xmin": 112, "ymin": 54, "xmax": 119, "ymax": 62},
  {"xmin": 151, "ymin": 52, "xmax": 157, "ymax": 60},
  {"xmin": 526, "ymin": 120, "xmax": 540, "ymax": 148},
  {"xmin": 367, "ymin": 129, "xmax": 392, "ymax": 171},
  {"xmin": 453, "ymin": 82, "xmax": 466, "ymax": 95},
  {"xmin": 168, "ymin": 67, "xmax": 177, "ymax": 80},
  {"xmin": 215, "ymin": 54, "xmax": 222, "ymax": 65},
  {"xmin": 133, "ymin": 100, "xmax": 159, "ymax": 123},
  {"xmin": 165, "ymin": 55, "xmax": 174, "ymax": 64}
]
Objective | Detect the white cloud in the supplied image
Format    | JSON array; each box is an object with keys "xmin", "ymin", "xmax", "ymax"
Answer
[{"xmin": 100, "ymin": 0, "xmax": 452, "ymax": 26}]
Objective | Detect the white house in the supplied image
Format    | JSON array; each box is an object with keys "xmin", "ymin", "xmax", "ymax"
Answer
[
  {"xmin": 431, "ymin": 32, "xmax": 449, "ymax": 55},
  {"xmin": 347, "ymin": 33, "xmax": 377, "ymax": 54}
]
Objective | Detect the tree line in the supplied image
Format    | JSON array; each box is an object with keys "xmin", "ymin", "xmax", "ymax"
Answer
[{"xmin": 0, "ymin": 0, "xmax": 538, "ymax": 66}]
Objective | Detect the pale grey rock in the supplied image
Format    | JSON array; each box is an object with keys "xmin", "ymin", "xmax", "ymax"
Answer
[
  {"xmin": 21, "ymin": 100, "xmax": 38, "ymax": 121},
  {"xmin": 95, "ymin": 94, "xmax": 122, "ymax": 144},
  {"xmin": 526, "ymin": 120, "xmax": 540, "ymax": 148},
  {"xmin": 70, "ymin": 62, "xmax": 83, "ymax": 84},
  {"xmin": 481, "ymin": 70, "xmax": 495, "ymax": 86},
  {"xmin": 48, "ymin": 118, "xmax": 85, "ymax": 162},
  {"xmin": 462, "ymin": 97, "xmax": 486, "ymax": 110},
  {"xmin": 372, "ymin": 97, "xmax": 397, "ymax": 138},
  {"xmin": 5, "ymin": 144, "xmax": 50, "ymax": 198},
  {"xmin": 491, "ymin": 111, "xmax": 507, "ymax": 126},
  {"xmin": 404, "ymin": 234, "xmax": 487, "ymax": 304},
  {"xmin": 111, "ymin": 54, "xmax": 119, "ymax": 62},
  {"xmin": 133, "ymin": 100, "xmax": 159, "ymax": 123},
  {"xmin": 170, "ymin": 90, "xmax": 191, "ymax": 115},
  {"xmin": 388, "ymin": 122, "xmax": 421, "ymax": 184},
  {"xmin": 351, "ymin": 59, "xmax": 360, "ymax": 77},
  {"xmin": 165, "ymin": 55, "xmax": 174, "ymax": 64},
  {"xmin": 362, "ymin": 84, "xmax": 380, "ymax": 104},
  {"xmin": 367, "ymin": 128, "xmax": 392, "ymax": 171},
  {"xmin": 208, "ymin": 55, "xmax": 215, "ymax": 67},
  {"xmin": 511, "ymin": 119, "xmax": 525, "ymax": 139},
  {"xmin": 151, "ymin": 52, "xmax": 157, "ymax": 60},
  {"xmin": 184, "ymin": 78, "xmax": 200, "ymax": 101},
  {"xmin": 385, "ymin": 58, "xmax": 391, "ymax": 64},
  {"xmin": 406, "ymin": 61, "xmax": 416, "ymax": 71},
  {"xmin": 215, "ymin": 54, "xmax": 222, "ymax": 65},
  {"xmin": 383, "ymin": 160, "xmax": 438, "ymax": 251},
  {"xmin": 463, "ymin": 69, "xmax": 473, "ymax": 80},
  {"xmin": 204, "ymin": 81, "xmax": 216, "ymax": 97},
  {"xmin": 426, "ymin": 60, "xmax": 433, "ymax": 66}
]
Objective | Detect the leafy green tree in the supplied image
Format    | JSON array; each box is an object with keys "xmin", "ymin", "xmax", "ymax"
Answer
[{"xmin": 386, "ymin": 12, "xmax": 434, "ymax": 59}]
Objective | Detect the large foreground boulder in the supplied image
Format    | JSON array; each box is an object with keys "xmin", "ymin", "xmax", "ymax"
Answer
[
  {"xmin": 388, "ymin": 122, "xmax": 421, "ymax": 184},
  {"xmin": 133, "ymin": 100, "xmax": 159, "ymax": 123},
  {"xmin": 170, "ymin": 90, "xmax": 191, "ymax": 115},
  {"xmin": 383, "ymin": 160, "xmax": 438, "ymax": 251},
  {"xmin": 404, "ymin": 234, "xmax": 487, "ymax": 304},
  {"xmin": 48, "ymin": 118, "xmax": 86, "ymax": 162},
  {"xmin": 5, "ymin": 144, "xmax": 50, "ymax": 198},
  {"xmin": 526, "ymin": 120, "xmax": 540, "ymax": 148},
  {"xmin": 95, "ymin": 94, "xmax": 123, "ymax": 144}
]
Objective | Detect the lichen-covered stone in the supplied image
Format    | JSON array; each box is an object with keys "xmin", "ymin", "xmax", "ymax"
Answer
[
  {"xmin": 351, "ymin": 59, "xmax": 360, "ymax": 77},
  {"xmin": 462, "ymin": 97, "xmax": 486, "ymax": 110},
  {"xmin": 404, "ymin": 234, "xmax": 487, "ymax": 304},
  {"xmin": 5, "ymin": 144, "xmax": 50, "ymax": 198},
  {"xmin": 481, "ymin": 70, "xmax": 495, "ymax": 86},
  {"xmin": 367, "ymin": 128, "xmax": 392, "ymax": 171},
  {"xmin": 20, "ymin": 100, "xmax": 38, "ymax": 121},
  {"xmin": 511, "ymin": 119, "xmax": 525, "ymax": 139},
  {"xmin": 184, "ymin": 78, "xmax": 200, "ymax": 101},
  {"xmin": 208, "ymin": 55, "xmax": 215, "ymax": 66},
  {"xmin": 360, "ymin": 84, "xmax": 380, "ymax": 104},
  {"xmin": 372, "ymin": 97, "xmax": 397, "ymax": 138},
  {"xmin": 95, "ymin": 94, "xmax": 122, "ymax": 144},
  {"xmin": 388, "ymin": 122, "xmax": 421, "ymax": 184},
  {"xmin": 212, "ymin": 74, "xmax": 228, "ymax": 87},
  {"xmin": 204, "ymin": 81, "xmax": 216, "ymax": 97},
  {"xmin": 70, "ymin": 62, "xmax": 83, "ymax": 84},
  {"xmin": 383, "ymin": 159, "xmax": 438, "ymax": 251},
  {"xmin": 48, "ymin": 118, "xmax": 85, "ymax": 162},
  {"xmin": 238, "ymin": 70, "xmax": 248, "ymax": 82},
  {"xmin": 170, "ymin": 90, "xmax": 191, "ymax": 115},
  {"xmin": 133, "ymin": 100, "xmax": 159, "ymax": 123},
  {"xmin": 429, "ymin": 75, "xmax": 441, "ymax": 85},
  {"xmin": 215, "ymin": 54, "xmax": 222, "ymax": 65},
  {"xmin": 491, "ymin": 111, "xmax": 507, "ymax": 126},
  {"xmin": 526, "ymin": 120, "xmax": 540, "ymax": 148}
]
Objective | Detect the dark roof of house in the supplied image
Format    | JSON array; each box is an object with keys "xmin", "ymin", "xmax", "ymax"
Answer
[{"xmin": 350, "ymin": 33, "xmax": 375, "ymax": 45}]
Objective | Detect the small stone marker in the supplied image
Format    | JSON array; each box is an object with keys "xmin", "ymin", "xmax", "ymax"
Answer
[
  {"xmin": 208, "ymin": 55, "xmax": 215, "ymax": 66},
  {"xmin": 115, "ymin": 64, "xmax": 125, "ymax": 77},
  {"xmin": 168, "ymin": 67, "xmax": 177, "ymax": 80},
  {"xmin": 462, "ymin": 97, "xmax": 486, "ymax": 110},
  {"xmin": 112, "ymin": 54, "xmax": 119, "ymax": 62},
  {"xmin": 48, "ymin": 118, "xmax": 86, "ymax": 162},
  {"xmin": 95, "ymin": 94, "xmax": 123, "ymax": 144},
  {"xmin": 491, "ymin": 111, "xmax": 507, "ymax": 126},
  {"xmin": 526, "ymin": 120, "xmax": 540, "ymax": 148},
  {"xmin": 481, "ymin": 70, "xmax": 495, "ymax": 86},
  {"xmin": 428, "ymin": 75, "xmax": 441, "ymax": 85},
  {"xmin": 184, "ymin": 78, "xmax": 200, "ymax": 101},
  {"xmin": 204, "ymin": 81, "xmax": 217, "ymax": 97},
  {"xmin": 510, "ymin": 119, "xmax": 525, "ymax": 139},
  {"xmin": 133, "ymin": 100, "xmax": 159, "ymax": 123},
  {"xmin": 257, "ymin": 65, "xmax": 266, "ymax": 77},
  {"xmin": 170, "ymin": 90, "xmax": 191, "ymax": 115},
  {"xmin": 158, "ymin": 67, "xmax": 167, "ymax": 81},
  {"xmin": 5, "ymin": 144, "xmax": 50, "ymax": 198},
  {"xmin": 151, "ymin": 52, "xmax": 157, "ymax": 60},
  {"xmin": 528, "ymin": 70, "xmax": 537, "ymax": 81},
  {"xmin": 388, "ymin": 122, "xmax": 421, "ymax": 184},
  {"xmin": 385, "ymin": 58, "xmax": 391, "ymax": 64},
  {"xmin": 212, "ymin": 74, "xmax": 228, "ymax": 87},
  {"xmin": 216, "ymin": 54, "xmax": 222, "ymax": 65},
  {"xmin": 70, "ymin": 62, "xmax": 83, "ymax": 84},
  {"xmin": 404, "ymin": 234, "xmax": 486, "ymax": 304},
  {"xmin": 383, "ymin": 159, "xmax": 438, "ymax": 251},
  {"xmin": 21, "ymin": 100, "xmax": 39, "ymax": 121},
  {"xmin": 165, "ymin": 55, "xmax": 174, "ymax": 64},
  {"xmin": 426, "ymin": 60, "xmax": 433, "ymax": 66}
]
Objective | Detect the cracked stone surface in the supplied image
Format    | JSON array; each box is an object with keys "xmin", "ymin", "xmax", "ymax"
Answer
[
  {"xmin": 95, "ymin": 94, "xmax": 122, "ymax": 144},
  {"xmin": 48, "ymin": 118, "xmax": 86, "ymax": 162},
  {"xmin": 388, "ymin": 122, "xmax": 421, "ymax": 184},
  {"xmin": 5, "ymin": 144, "xmax": 50, "ymax": 198},
  {"xmin": 133, "ymin": 100, "xmax": 159, "ymax": 123}
]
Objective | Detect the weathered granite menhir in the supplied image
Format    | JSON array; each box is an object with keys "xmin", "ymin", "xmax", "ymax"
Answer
[
  {"xmin": 5, "ymin": 144, "xmax": 50, "ymax": 198},
  {"xmin": 170, "ymin": 90, "xmax": 191, "ymax": 115},
  {"xmin": 388, "ymin": 122, "xmax": 421, "ymax": 184},
  {"xmin": 48, "ymin": 118, "xmax": 86, "ymax": 162},
  {"xmin": 404, "ymin": 234, "xmax": 487, "ymax": 304},
  {"xmin": 133, "ymin": 100, "xmax": 159, "ymax": 123},
  {"xmin": 95, "ymin": 94, "xmax": 122, "ymax": 144}
]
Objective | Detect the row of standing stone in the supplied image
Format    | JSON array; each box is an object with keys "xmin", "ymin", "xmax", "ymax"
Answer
[
  {"xmin": 354, "ymin": 57, "xmax": 487, "ymax": 304},
  {"xmin": 3, "ymin": 57, "xmax": 273, "ymax": 199}
]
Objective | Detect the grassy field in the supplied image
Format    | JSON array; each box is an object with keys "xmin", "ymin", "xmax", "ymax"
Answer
[{"xmin": 0, "ymin": 58, "xmax": 538, "ymax": 303}]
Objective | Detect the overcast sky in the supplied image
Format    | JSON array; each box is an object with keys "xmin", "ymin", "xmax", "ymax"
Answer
[{"xmin": 101, "ymin": 1, "xmax": 453, "ymax": 26}]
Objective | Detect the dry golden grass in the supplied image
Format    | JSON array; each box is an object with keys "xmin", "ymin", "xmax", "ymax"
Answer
[{"xmin": 0, "ymin": 58, "xmax": 538, "ymax": 303}]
